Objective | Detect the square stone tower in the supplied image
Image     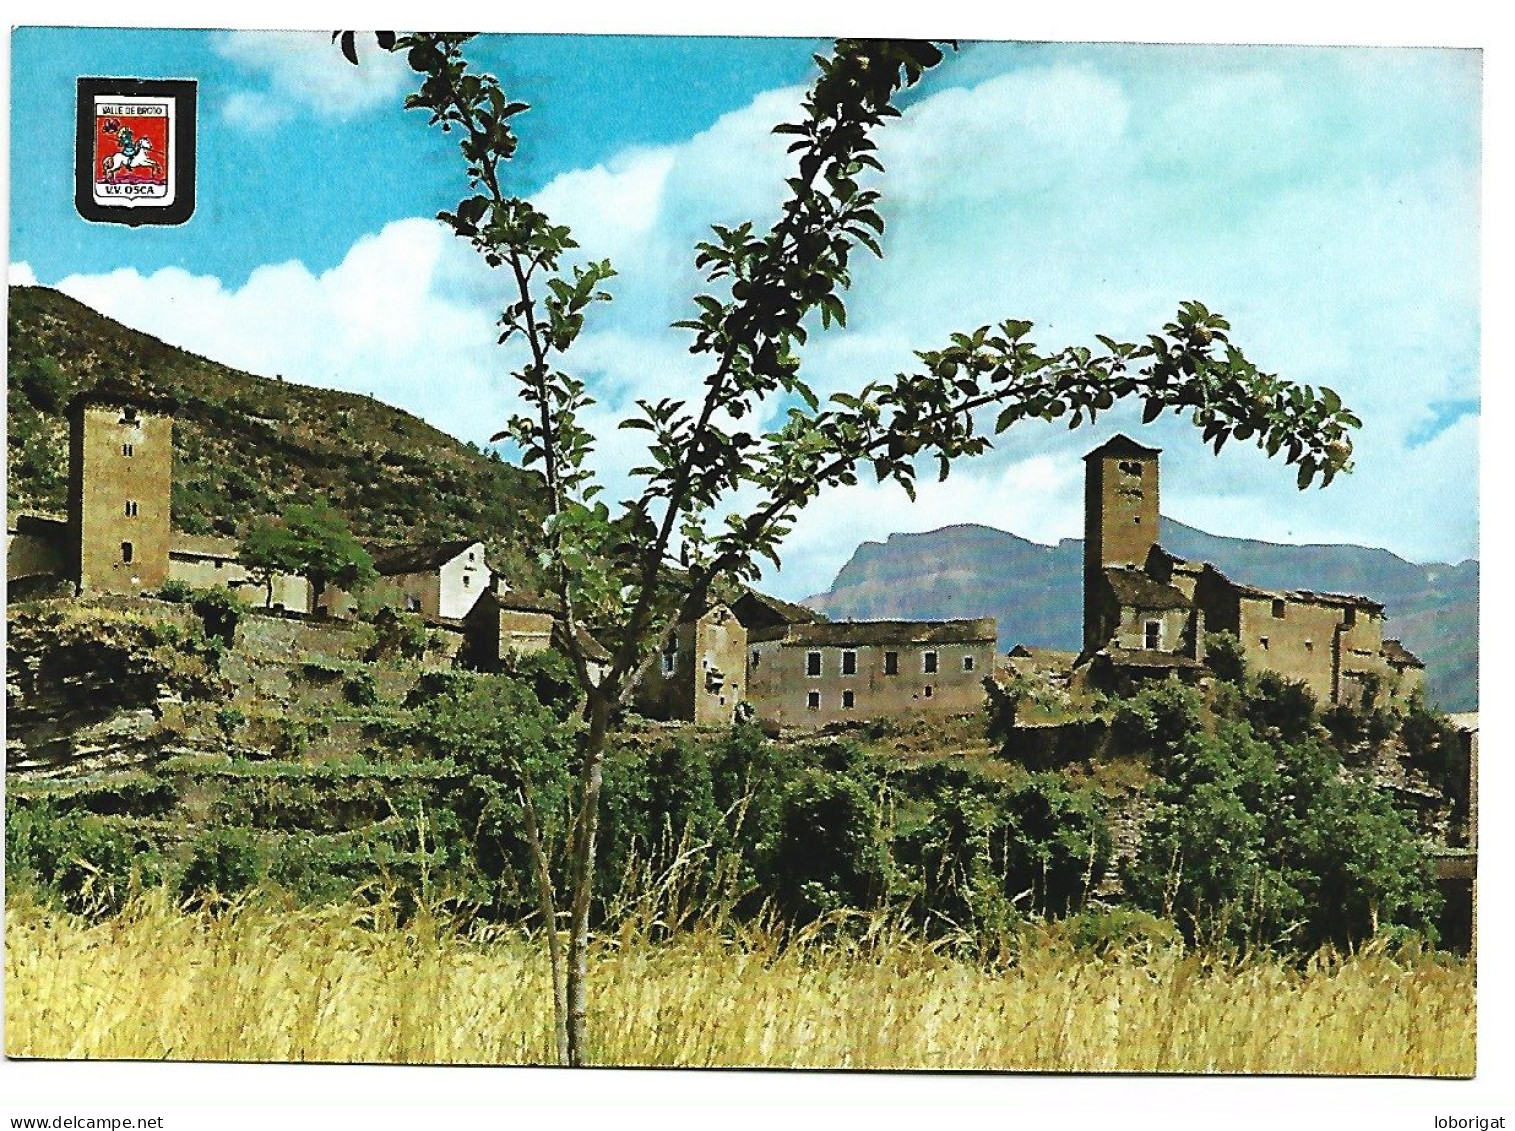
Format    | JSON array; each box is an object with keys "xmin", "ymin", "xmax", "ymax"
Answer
[
  {"xmin": 1083, "ymin": 433, "xmax": 1161, "ymax": 649},
  {"xmin": 66, "ymin": 381, "xmax": 175, "ymax": 594}
]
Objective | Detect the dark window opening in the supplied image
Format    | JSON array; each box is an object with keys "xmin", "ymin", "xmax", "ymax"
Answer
[
  {"xmin": 842, "ymin": 690, "xmax": 855, "ymax": 710},
  {"xmin": 884, "ymin": 651, "xmax": 899, "ymax": 675},
  {"xmin": 120, "ymin": 407, "xmax": 139, "ymax": 425},
  {"xmin": 923, "ymin": 685, "xmax": 933, "ymax": 699},
  {"xmin": 842, "ymin": 650, "xmax": 857, "ymax": 675},
  {"xmin": 121, "ymin": 541, "xmax": 134, "ymax": 563},
  {"xmin": 807, "ymin": 691, "xmax": 820, "ymax": 710},
  {"xmin": 1144, "ymin": 620, "xmax": 1162, "ymax": 650},
  {"xmin": 1344, "ymin": 607, "xmax": 1357, "ymax": 627},
  {"xmin": 807, "ymin": 651, "xmax": 822, "ymax": 677},
  {"xmin": 122, "ymin": 443, "xmax": 134, "ymax": 457},
  {"xmin": 751, "ymin": 650, "xmax": 760, "ymax": 668},
  {"xmin": 1119, "ymin": 459, "xmax": 1143, "ymax": 475},
  {"xmin": 124, "ymin": 500, "xmax": 138, "ymax": 517},
  {"xmin": 924, "ymin": 651, "xmax": 938, "ymax": 674},
  {"xmin": 463, "ymin": 575, "xmax": 471, "ymax": 588},
  {"xmin": 1133, "ymin": 516, "xmax": 1142, "ymax": 525},
  {"xmin": 1259, "ymin": 636, "xmax": 1270, "ymax": 651},
  {"xmin": 1271, "ymin": 598, "xmax": 1286, "ymax": 618},
  {"xmin": 962, "ymin": 655, "xmax": 975, "ymax": 672}
]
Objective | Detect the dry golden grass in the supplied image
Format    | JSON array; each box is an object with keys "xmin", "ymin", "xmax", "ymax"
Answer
[{"xmin": 5, "ymin": 894, "xmax": 1474, "ymax": 1074}]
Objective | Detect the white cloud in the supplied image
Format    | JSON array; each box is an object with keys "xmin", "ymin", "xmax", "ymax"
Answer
[
  {"xmin": 10, "ymin": 262, "xmax": 38, "ymax": 286},
  {"xmin": 53, "ymin": 220, "xmax": 520, "ymax": 447},
  {"xmin": 215, "ymin": 31, "xmax": 412, "ymax": 130},
  {"xmin": 40, "ymin": 45, "xmax": 1478, "ymax": 601}
]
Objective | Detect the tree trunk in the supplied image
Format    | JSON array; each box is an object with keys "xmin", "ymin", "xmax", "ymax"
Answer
[
  {"xmin": 515, "ymin": 777, "xmax": 569, "ymax": 1065},
  {"xmin": 564, "ymin": 691, "xmax": 612, "ymax": 1066}
]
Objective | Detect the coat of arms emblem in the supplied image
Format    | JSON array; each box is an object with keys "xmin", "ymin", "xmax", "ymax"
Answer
[{"xmin": 75, "ymin": 77, "xmax": 196, "ymax": 226}]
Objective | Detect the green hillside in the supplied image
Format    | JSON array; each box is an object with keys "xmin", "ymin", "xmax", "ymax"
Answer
[{"xmin": 7, "ymin": 285, "xmax": 548, "ymax": 577}]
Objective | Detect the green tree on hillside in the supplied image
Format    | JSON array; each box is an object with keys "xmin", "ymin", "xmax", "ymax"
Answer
[
  {"xmin": 241, "ymin": 501, "xmax": 377, "ymax": 611},
  {"xmin": 358, "ymin": 32, "xmax": 1362, "ymax": 1065}
]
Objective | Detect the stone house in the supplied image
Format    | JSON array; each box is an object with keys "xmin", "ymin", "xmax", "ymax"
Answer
[
  {"xmin": 368, "ymin": 539, "xmax": 491, "ymax": 620},
  {"xmin": 746, "ymin": 616, "xmax": 998, "ymax": 730},
  {"xmin": 632, "ymin": 588, "xmax": 998, "ymax": 731},
  {"xmin": 168, "ymin": 532, "xmax": 312, "ymax": 612},
  {"xmin": 637, "ymin": 601, "xmax": 750, "ymax": 726},
  {"xmin": 1080, "ymin": 433, "xmax": 1422, "ymax": 706},
  {"xmin": 462, "ymin": 584, "xmax": 611, "ymax": 679}
]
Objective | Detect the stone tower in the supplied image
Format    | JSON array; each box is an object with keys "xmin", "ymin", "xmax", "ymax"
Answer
[
  {"xmin": 66, "ymin": 380, "xmax": 175, "ymax": 595},
  {"xmin": 1082, "ymin": 433, "xmax": 1161, "ymax": 649}
]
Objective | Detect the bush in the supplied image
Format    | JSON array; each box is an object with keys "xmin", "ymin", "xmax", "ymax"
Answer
[
  {"xmin": 18, "ymin": 355, "xmax": 70, "ymax": 412},
  {"xmin": 158, "ymin": 579, "xmax": 195, "ymax": 603},
  {"xmin": 191, "ymin": 587, "xmax": 245, "ymax": 647},
  {"xmin": 1203, "ymin": 631, "xmax": 1247, "ymax": 684},
  {"xmin": 761, "ymin": 770, "xmax": 889, "ymax": 923},
  {"xmin": 366, "ymin": 607, "xmax": 429, "ymax": 662},
  {"xmin": 343, "ymin": 671, "xmax": 379, "ymax": 707},
  {"xmin": 5, "ymin": 801, "xmax": 160, "ymax": 916},
  {"xmin": 179, "ymin": 827, "xmax": 265, "ymax": 905},
  {"xmin": 1125, "ymin": 721, "xmax": 1440, "ymax": 952},
  {"xmin": 1245, "ymin": 670, "xmax": 1317, "ymax": 743},
  {"xmin": 1110, "ymin": 678, "xmax": 1202, "ymax": 767}
]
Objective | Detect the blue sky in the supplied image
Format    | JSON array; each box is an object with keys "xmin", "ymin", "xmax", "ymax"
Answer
[{"xmin": 9, "ymin": 28, "xmax": 1482, "ymax": 598}]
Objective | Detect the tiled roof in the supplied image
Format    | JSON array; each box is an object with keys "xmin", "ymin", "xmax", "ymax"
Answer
[
  {"xmin": 732, "ymin": 589, "xmax": 826, "ymax": 630},
  {"xmin": 1103, "ymin": 567, "xmax": 1190, "ymax": 611},
  {"xmin": 767, "ymin": 617, "xmax": 997, "ymax": 647},
  {"xmin": 1380, "ymin": 639, "xmax": 1425, "ymax": 668},
  {"xmin": 1084, "ymin": 433, "xmax": 1161, "ymax": 461},
  {"xmin": 369, "ymin": 538, "xmax": 482, "ymax": 576}
]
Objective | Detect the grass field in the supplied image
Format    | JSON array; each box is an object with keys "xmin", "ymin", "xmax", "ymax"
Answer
[{"xmin": 5, "ymin": 895, "xmax": 1475, "ymax": 1074}]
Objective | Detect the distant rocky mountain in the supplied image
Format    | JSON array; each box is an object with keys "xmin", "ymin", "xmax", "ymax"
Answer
[{"xmin": 805, "ymin": 519, "xmax": 1477, "ymax": 712}]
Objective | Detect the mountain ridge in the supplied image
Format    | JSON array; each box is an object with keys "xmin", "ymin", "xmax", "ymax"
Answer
[{"xmin": 805, "ymin": 518, "xmax": 1477, "ymax": 711}]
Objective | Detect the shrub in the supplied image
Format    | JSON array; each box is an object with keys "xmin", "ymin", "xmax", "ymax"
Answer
[
  {"xmin": 1202, "ymin": 631, "xmax": 1247, "ymax": 684},
  {"xmin": 343, "ymin": 671, "xmax": 380, "ymax": 707},
  {"xmin": 1110, "ymin": 678, "xmax": 1202, "ymax": 767},
  {"xmin": 1245, "ymin": 670, "xmax": 1317, "ymax": 743},
  {"xmin": 158, "ymin": 579, "xmax": 195, "ymax": 604},
  {"xmin": 5, "ymin": 801, "xmax": 160, "ymax": 916},
  {"xmin": 191, "ymin": 587, "xmax": 245, "ymax": 648},
  {"xmin": 179, "ymin": 827, "xmax": 265, "ymax": 905}
]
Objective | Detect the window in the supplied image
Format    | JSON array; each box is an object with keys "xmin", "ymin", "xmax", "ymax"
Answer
[
  {"xmin": 923, "ymin": 685, "xmax": 933, "ymax": 698},
  {"xmin": 214, "ymin": 559, "xmax": 223, "ymax": 571},
  {"xmin": 463, "ymin": 575, "xmax": 470, "ymax": 588},
  {"xmin": 123, "ymin": 500, "xmax": 138, "ymax": 517},
  {"xmin": 841, "ymin": 649, "xmax": 857, "ymax": 676},
  {"xmin": 884, "ymin": 651, "xmax": 899, "ymax": 675},
  {"xmin": 751, "ymin": 650, "xmax": 760, "ymax": 669},
  {"xmin": 1259, "ymin": 636, "xmax": 1270, "ymax": 651},
  {"xmin": 962, "ymin": 655, "xmax": 975, "ymax": 672},
  {"xmin": 807, "ymin": 691, "xmax": 820, "ymax": 710},
  {"xmin": 121, "ymin": 541, "xmax": 134, "ymax": 563},
  {"xmin": 1305, "ymin": 640, "xmax": 1314, "ymax": 652},
  {"xmin": 120, "ymin": 407, "xmax": 139, "ymax": 424},
  {"xmin": 842, "ymin": 689, "xmax": 855, "ymax": 710},
  {"xmin": 1344, "ymin": 606, "xmax": 1357, "ymax": 627},
  {"xmin": 661, "ymin": 643, "xmax": 677, "ymax": 675},
  {"xmin": 1144, "ymin": 620, "xmax": 1162, "ymax": 650},
  {"xmin": 924, "ymin": 651, "xmax": 939, "ymax": 674},
  {"xmin": 1119, "ymin": 459, "xmax": 1143, "ymax": 476},
  {"xmin": 807, "ymin": 650, "xmax": 822, "ymax": 677},
  {"xmin": 1133, "ymin": 515, "xmax": 1142, "ymax": 525},
  {"xmin": 1271, "ymin": 598, "xmax": 1286, "ymax": 618},
  {"xmin": 122, "ymin": 443, "xmax": 134, "ymax": 457}
]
